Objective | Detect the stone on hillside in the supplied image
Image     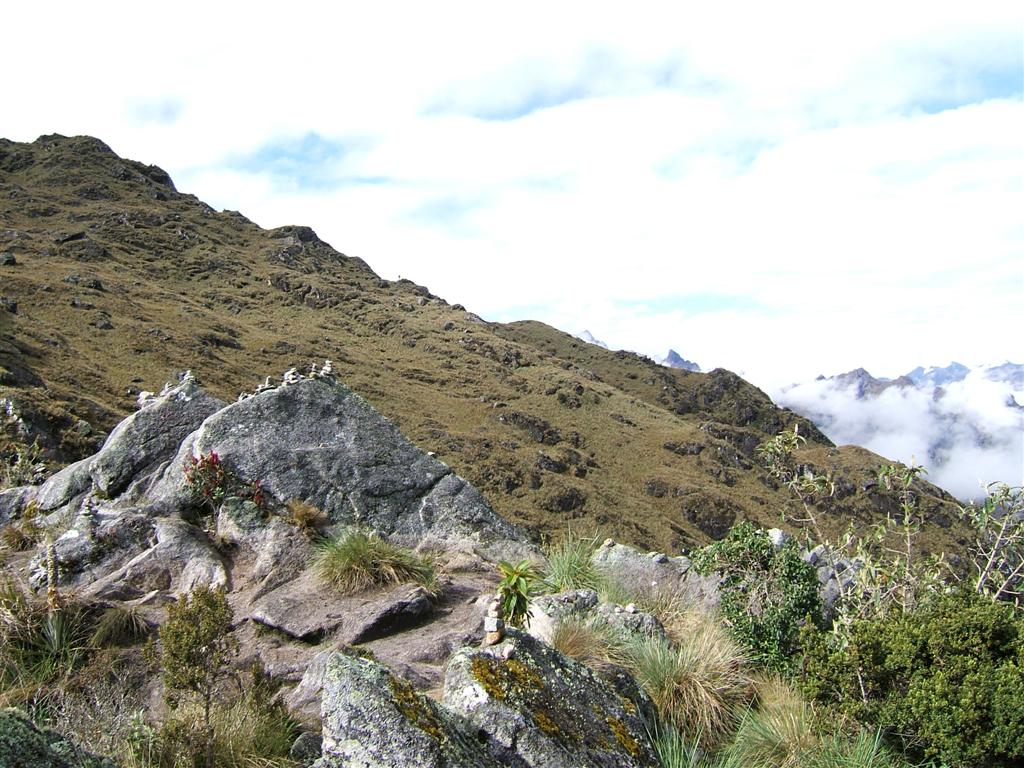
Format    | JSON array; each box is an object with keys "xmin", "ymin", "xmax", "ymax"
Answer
[
  {"xmin": 29, "ymin": 510, "xmax": 156, "ymax": 590},
  {"xmin": 766, "ymin": 528, "xmax": 791, "ymax": 550},
  {"xmin": 0, "ymin": 486, "xmax": 33, "ymax": 525},
  {"xmin": 36, "ymin": 516, "xmax": 228, "ymax": 596},
  {"xmin": 250, "ymin": 570, "xmax": 434, "ymax": 644},
  {"xmin": 314, "ymin": 652, "xmax": 505, "ymax": 768},
  {"xmin": 0, "ymin": 708, "xmax": 117, "ymax": 768},
  {"xmin": 88, "ymin": 372, "xmax": 224, "ymax": 499},
  {"xmin": 153, "ymin": 377, "xmax": 528, "ymax": 557},
  {"xmin": 34, "ymin": 457, "xmax": 92, "ymax": 511},
  {"xmin": 443, "ymin": 629, "xmax": 658, "ymax": 767},
  {"xmin": 592, "ymin": 540, "xmax": 722, "ymax": 612},
  {"xmin": 529, "ymin": 588, "xmax": 667, "ymax": 661}
]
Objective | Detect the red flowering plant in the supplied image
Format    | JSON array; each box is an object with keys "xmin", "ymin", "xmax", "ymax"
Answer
[
  {"xmin": 183, "ymin": 451, "xmax": 267, "ymax": 516},
  {"xmin": 183, "ymin": 451, "xmax": 229, "ymax": 513}
]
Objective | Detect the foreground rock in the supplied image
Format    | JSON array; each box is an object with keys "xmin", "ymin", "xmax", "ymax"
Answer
[
  {"xmin": 314, "ymin": 630, "xmax": 658, "ymax": 768},
  {"xmin": 0, "ymin": 708, "xmax": 116, "ymax": 768},
  {"xmin": 314, "ymin": 653, "xmax": 506, "ymax": 768},
  {"xmin": 443, "ymin": 630, "xmax": 658, "ymax": 767}
]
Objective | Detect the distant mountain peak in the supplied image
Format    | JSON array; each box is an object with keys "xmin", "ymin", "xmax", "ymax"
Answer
[
  {"xmin": 577, "ymin": 330, "xmax": 608, "ymax": 349},
  {"xmin": 660, "ymin": 349, "xmax": 700, "ymax": 372},
  {"xmin": 904, "ymin": 361, "xmax": 971, "ymax": 387}
]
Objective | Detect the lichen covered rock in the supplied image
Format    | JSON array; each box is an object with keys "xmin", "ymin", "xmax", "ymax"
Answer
[
  {"xmin": 0, "ymin": 708, "xmax": 117, "ymax": 768},
  {"xmin": 443, "ymin": 629, "xmax": 658, "ymax": 767},
  {"xmin": 313, "ymin": 652, "xmax": 504, "ymax": 768}
]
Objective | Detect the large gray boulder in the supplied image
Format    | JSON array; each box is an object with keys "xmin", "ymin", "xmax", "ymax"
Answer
[
  {"xmin": 443, "ymin": 629, "xmax": 658, "ymax": 767},
  {"xmin": 88, "ymin": 372, "xmax": 224, "ymax": 499},
  {"xmin": 313, "ymin": 652, "xmax": 506, "ymax": 768},
  {"xmin": 32, "ymin": 514, "xmax": 227, "ymax": 597},
  {"xmin": 150, "ymin": 376, "xmax": 529, "ymax": 557}
]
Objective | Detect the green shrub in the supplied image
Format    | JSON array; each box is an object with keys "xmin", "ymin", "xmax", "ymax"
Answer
[
  {"xmin": 183, "ymin": 452, "xmax": 229, "ymax": 511},
  {"xmin": 496, "ymin": 559, "xmax": 540, "ymax": 628},
  {"xmin": 153, "ymin": 585, "xmax": 237, "ymax": 767},
  {"xmin": 800, "ymin": 590, "xmax": 1024, "ymax": 767},
  {"xmin": 692, "ymin": 522, "xmax": 822, "ymax": 671},
  {"xmin": 315, "ymin": 529, "xmax": 436, "ymax": 595}
]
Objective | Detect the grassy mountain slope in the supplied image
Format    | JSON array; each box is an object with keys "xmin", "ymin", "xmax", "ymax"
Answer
[{"xmin": 0, "ymin": 134, "xmax": 966, "ymax": 554}]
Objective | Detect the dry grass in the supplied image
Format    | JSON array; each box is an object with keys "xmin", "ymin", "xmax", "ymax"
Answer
[
  {"xmin": 90, "ymin": 605, "xmax": 151, "ymax": 648},
  {"xmin": 286, "ymin": 499, "xmax": 328, "ymax": 537},
  {"xmin": 549, "ymin": 615, "xmax": 629, "ymax": 670}
]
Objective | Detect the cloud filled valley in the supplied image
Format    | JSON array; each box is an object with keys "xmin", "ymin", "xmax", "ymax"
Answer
[{"xmin": 775, "ymin": 364, "xmax": 1024, "ymax": 501}]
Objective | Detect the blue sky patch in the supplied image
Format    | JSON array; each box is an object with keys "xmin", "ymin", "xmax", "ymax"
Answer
[
  {"xmin": 227, "ymin": 132, "xmax": 380, "ymax": 191},
  {"xmin": 913, "ymin": 63, "xmax": 1023, "ymax": 115}
]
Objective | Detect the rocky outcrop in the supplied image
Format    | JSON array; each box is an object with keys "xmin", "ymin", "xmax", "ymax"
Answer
[
  {"xmin": 443, "ymin": 629, "xmax": 658, "ymax": 767},
  {"xmin": 88, "ymin": 372, "xmax": 224, "ymax": 500},
  {"xmin": 528, "ymin": 588, "xmax": 668, "ymax": 648},
  {"xmin": 314, "ymin": 653, "xmax": 506, "ymax": 768},
  {"xmin": 313, "ymin": 629, "xmax": 658, "ymax": 768},
  {"xmin": 0, "ymin": 708, "xmax": 116, "ymax": 768},
  {"xmin": 149, "ymin": 375, "xmax": 528, "ymax": 557}
]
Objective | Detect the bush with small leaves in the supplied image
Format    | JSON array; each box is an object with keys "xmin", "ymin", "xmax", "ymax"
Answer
[
  {"xmin": 800, "ymin": 590, "xmax": 1024, "ymax": 767},
  {"xmin": 692, "ymin": 522, "xmax": 822, "ymax": 671},
  {"xmin": 153, "ymin": 585, "xmax": 237, "ymax": 767}
]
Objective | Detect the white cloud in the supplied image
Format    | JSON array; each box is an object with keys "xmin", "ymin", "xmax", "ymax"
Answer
[
  {"xmin": 776, "ymin": 370, "xmax": 1024, "ymax": 500},
  {"xmin": 1, "ymin": 0, "xmax": 1021, "ymax": 407}
]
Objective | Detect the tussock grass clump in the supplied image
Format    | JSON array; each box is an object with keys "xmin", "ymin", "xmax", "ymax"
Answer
[
  {"xmin": 315, "ymin": 528, "xmax": 436, "ymax": 595},
  {"xmin": 90, "ymin": 605, "xmax": 151, "ymax": 648},
  {"xmin": 542, "ymin": 531, "xmax": 604, "ymax": 592},
  {"xmin": 550, "ymin": 615, "xmax": 629, "ymax": 670},
  {"xmin": 650, "ymin": 722, "xmax": 708, "ymax": 768},
  {"xmin": 623, "ymin": 609, "xmax": 752, "ymax": 748},
  {"xmin": 287, "ymin": 498, "xmax": 328, "ymax": 537},
  {"xmin": 725, "ymin": 675, "xmax": 818, "ymax": 768},
  {"xmin": 0, "ymin": 519, "xmax": 42, "ymax": 551},
  {"xmin": 1, "ymin": 502, "xmax": 44, "ymax": 552}
]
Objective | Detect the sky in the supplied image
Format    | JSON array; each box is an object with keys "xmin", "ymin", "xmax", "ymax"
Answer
[{"xmin": 2, "ymin": 1, "xmax": 1022, "ymax": 392}]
